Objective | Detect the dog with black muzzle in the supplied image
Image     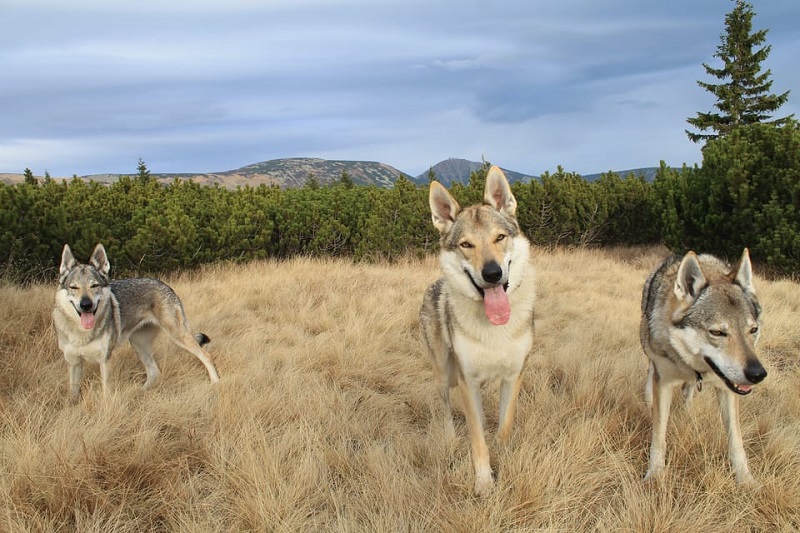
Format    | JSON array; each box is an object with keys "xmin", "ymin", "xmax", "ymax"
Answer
[
  {"xmin": 419, "ymin": 166, "xmax": 536, "ymax": 496},
  {"xmin": 53, "ymin": 243, "xmax": 220, "ymax": 403}
]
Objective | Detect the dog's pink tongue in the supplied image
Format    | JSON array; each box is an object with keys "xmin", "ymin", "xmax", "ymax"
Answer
[
  {"xmin": 80, "ymin": 312, "xmax": 95, "ymax": 330},
  {"xmin": 483, "ymin": 285, "xmax": 510, "ymax": 326}
]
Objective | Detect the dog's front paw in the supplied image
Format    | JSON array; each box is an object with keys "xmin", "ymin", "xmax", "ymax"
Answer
[
  {"xmin": 643, "ymin": 467, "xmax": 662, "ymax": 484},
  {"xmin": 473, "ymin": 473, "xmax": 494, "ymax": 497},
  {"xmin": 68, "ymin": 387, "xmax": 81, "ymax": 405},
  {"xmin": 443, "ymin": 418, "xmax": 456, "ymax": 441},
  {"xmin": 736, "ymin": 471, "xmax": 758, "ymax": 487},
  {"xmin": 496, "ymin": 425, "xmax": 515, "ymax": 445}
]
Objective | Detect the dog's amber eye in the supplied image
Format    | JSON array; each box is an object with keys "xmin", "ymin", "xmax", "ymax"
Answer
[
  {"xmin": 496, "ymin": 234, "xmax": 506, "ymax": 243},
  {"xmin": 69, "ymin": 285, "xmax": 79, "ymax": 290},
  {"xmin": 750, "ymin": 326, "xmax": 759, "ymax": 334},
  {"xmin": 90, "ymin": 283, "xmax": 100, "ymax": 289},
  {"xmin": 709, "ymin": 329, "xmax": 727, "ymax": 337},
  {"xmin": 459, "ymin": 241, "xmax": 473, "ymax": 249}
]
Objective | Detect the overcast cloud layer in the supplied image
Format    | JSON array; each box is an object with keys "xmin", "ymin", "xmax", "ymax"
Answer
[{"xmin": 1, "ymin": 0, "xmax": 798, "ymax": 178}]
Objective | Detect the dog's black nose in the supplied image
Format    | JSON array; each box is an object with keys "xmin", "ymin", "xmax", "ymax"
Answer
[
  {"xmin": 482, "ymin": 262, "xmax": 503, "ymax": 284},
  {"xmin": 745, "ymin": 360, "xmax": 767, "ymax": 384},
  {"xmin": 79, "ymin": 298, "xmax": 94, "ymax": 312}
]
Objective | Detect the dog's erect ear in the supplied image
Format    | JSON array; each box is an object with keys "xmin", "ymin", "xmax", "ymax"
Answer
[
  {"xmin": 59, "ymin": 244, "xmax": 77, "ymax": 283},
  {"xmin": 484, "ymin": 166, "xmax": 517, "ymax": 218},
  {"xmin": 733, "ymin": 247, "xmax": 756, "ymax": 296},
  {"xmin": 429, "ymin": 180, "xmax": 461, "ymax": 234},
  {"xmin": 90, "ymin": 243, "xmax": 110, "ymax": 275},
  {"xmin": 674, "ymin": 251, "xmax": 707, "ymax": 303}
]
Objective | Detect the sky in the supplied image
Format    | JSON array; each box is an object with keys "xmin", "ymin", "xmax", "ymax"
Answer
[{"xmin": 1, "ymin": 0, "xmax": 798, "ymax": 179}]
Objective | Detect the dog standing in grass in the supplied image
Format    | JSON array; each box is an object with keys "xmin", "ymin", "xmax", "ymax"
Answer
[
  {"xmin": 53, "ymin": 243, "xmax": 220, "ymax": 403},
  {"xmin": 420, "ymin": 166, "xmax": 536, "ymax": 496},
  {"xmin": 640, "ymin": 248, "xmax": 767, "ymax": 484}
]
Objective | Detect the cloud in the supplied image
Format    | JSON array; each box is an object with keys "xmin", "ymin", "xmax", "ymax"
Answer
[{"xmin": 1, "ymin": 0, "xmax": 797, "ymax": 177}]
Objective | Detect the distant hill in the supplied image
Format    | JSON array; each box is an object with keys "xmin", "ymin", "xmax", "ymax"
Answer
[
  {"xmin": 213, "ymin": 158, "xmax": 410, "ymax": 188},
  {"xmin": 0, "ymin": 158, "xmax": 410, "ymax": 189},
  {"xmin": 581, "ymin": 167, "xmax": 661, "ymax": 182},
  {"xmin": 0, "ymin": 158, "xmax": 662, "ymax": 189},
  {"xmin": 412, "ymin": 159, "xmax": 661, "ymax": 186},
  {"xmin": 145, "ymin": 158, "xmax": 411, "ymax": 188},
  {"xmin": 413, "ymin": 158, "xmax": 534, "ymax": 186}
]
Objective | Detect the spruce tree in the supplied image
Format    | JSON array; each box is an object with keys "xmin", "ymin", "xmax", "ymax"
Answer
[
  {"xmin": 304, "ymin": 172, "xmax": 320, "ymax": 189},
  {"xmin": 23, "ymin": 168, "xmax": 37, "ymax": 185},
  {"xmin": 338, "ymin": 169, "xmax": 354, "ymax": 188},
  {"xmin": 136, "ymin": 157, "xmax": 152, "ymax": 184},
  {"xmin": 686, "ymin": 0, "xmax": 793, "ymax": 144},
  {"xmin": 426, "ymin": 167, "xmax": 437, "ymax": 183}
]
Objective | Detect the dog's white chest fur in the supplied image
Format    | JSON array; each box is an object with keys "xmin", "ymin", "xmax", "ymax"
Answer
[
  {"xmin": 453, "ymin": 328, "xmax": 532, "ymax": 384},
  {"xmin": 53, "ymin": 290, "xmax": 114, "ymax": 364},
  {"xmin": 59, "ymin": 335, "xmax": 112, "ymax": 365},
  {"xmin": 446, "ymin": 267, "xmax": 535, "ymax": 385}
]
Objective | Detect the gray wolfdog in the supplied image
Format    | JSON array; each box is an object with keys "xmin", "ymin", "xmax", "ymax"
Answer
[
  {"xmin": 53, "ymin": 243, "xmax": 220, "ymax": 403},
  {"xmin": 420, "ymin": 166, "xmax": 536, "ymax": 496},
  {"xmin": 640, "ymin": 248, "xmax": 767, "ymax": 484}
]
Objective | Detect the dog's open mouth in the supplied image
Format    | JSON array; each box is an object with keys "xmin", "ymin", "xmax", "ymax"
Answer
[
  {"xmin": 80, "ymin": 312, "xmax": 96, "ymax": 330},
  {"xmin": 72, "ymin": 304, "xmax": 96, "ymax": 330},
  {"xmin": 466, "ymin": 271, "xmax": 510, "ymax": 326},
  {"xmin": 704, "ymin": 357, "xmax": 753, "ymax": 395}
]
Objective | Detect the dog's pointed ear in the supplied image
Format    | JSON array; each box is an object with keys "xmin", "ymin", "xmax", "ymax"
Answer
[
  {"xmin": 733, "ymin": 247, "xmax": 756, "ymax": 296},
  {"xmin": 59, "ymin": 244, "xmax": 77, "ymax": 283},
  {"xmin": 674, "ymin": 251, "xmax": 706, "ymax": 303},
  {"xmin": 429, "ymin": 180, "xmax": 461, "ymax": 234},
  {"xmin": 90, "ymin": 243, "xmax": 110, "ymax": 276},
  {"xmin": 484, "ymin": 166, "xmax": 517, "ymax": 217}
]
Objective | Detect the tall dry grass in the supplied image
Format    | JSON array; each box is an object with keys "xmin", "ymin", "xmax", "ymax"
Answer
[{"xmin": 1, "ymin": 247, "xmax": 799, "ymax": 531}]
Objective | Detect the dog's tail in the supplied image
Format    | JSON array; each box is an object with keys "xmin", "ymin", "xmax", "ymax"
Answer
[{"xmin": 195, "ymin": 333, "xmax": 211, "ymax": 346}]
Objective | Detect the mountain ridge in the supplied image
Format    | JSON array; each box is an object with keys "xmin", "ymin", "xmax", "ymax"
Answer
[
  {"xmin": 1, "ymin": 158, "xmax": 659, "ymax": 188},
  {"xmin": 410, "ymin": 158, "xmax": 535, "ymax": 186}
]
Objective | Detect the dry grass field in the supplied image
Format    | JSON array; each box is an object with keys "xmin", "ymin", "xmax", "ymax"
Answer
[{"xmin": 2, "ymin": 247, "xmax": 800, "ymax": 532}]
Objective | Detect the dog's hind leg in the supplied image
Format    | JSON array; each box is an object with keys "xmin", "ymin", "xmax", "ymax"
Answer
[
  {"xmin": 99, "ymin": 358, "xmax": 111, "ymax": 397},
  {"xmin": 459, "ymin": 377, "xmax": 492, "ymax": 496},
  {"xmin": 644, "ymin": 361, "xmax": 655, "ymax": 408},
  {"xmin": 169, "ymin": 330, "xmax": 220, "ymax": 383},
  {"xmin": 644, "ymin": 369, "xmax": 676, "ymax": 482},
  {"xmin": 439, "ymin": 350, "xmax": 460, "ymax": 440},
  {"xmin": 497, "ymin": 372, "xmax": 523, "ymax": 444},
  {"xmin": 717, "ymin": 389, "xmax": 755, "ymax": 485},
  {"xmin": 68, "ymin": 361, "xmax": 83, "ymax": 403},
  {"xmin": 436, "ymin": 375, "xmax": 456, "ymax": 440},
  {"xmin": 130, "ymin": 327, "xmax": 161, "ymax": 389},
  {"xmin": 681, "ymin": 382, "xmax": 695, "ymax": 409},
  {"xmin": 422, "ymin": 322, "xmax": 456, "ymax": 440}
]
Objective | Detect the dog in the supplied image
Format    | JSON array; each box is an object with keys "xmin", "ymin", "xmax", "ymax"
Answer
[
  {"xmin": 419, "ymin": 166, "xmax": 536, "ymax": 496},
  {"xmin": 52, "ymin": 243, "xmax": 220, "ymax": 403},
  {"xmin": 640, "ymin": 248, "xmax": 767, "ymax": 484}
]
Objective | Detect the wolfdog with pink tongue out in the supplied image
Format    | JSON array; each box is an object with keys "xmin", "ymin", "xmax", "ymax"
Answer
[
  {"xmin": 53, "ymin": 243, "xmax": 220, "ymax": 403},
  {"xmin": 419, "ymin": 166, "xmax": 536, "ymax": 496}
]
